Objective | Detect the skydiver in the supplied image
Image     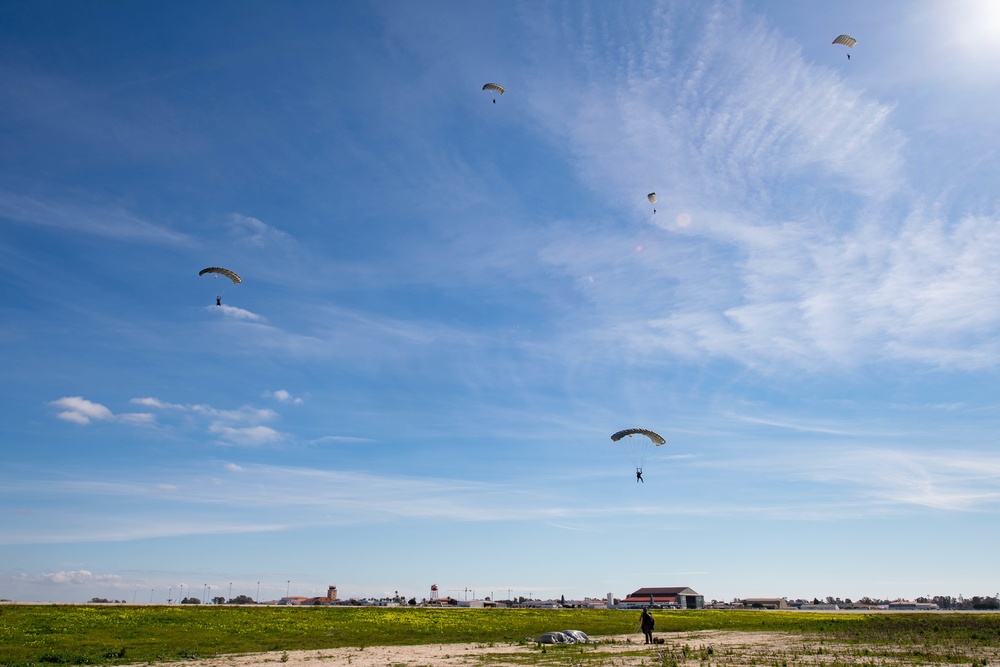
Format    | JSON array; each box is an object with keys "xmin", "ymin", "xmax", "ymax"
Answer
[
  {"xmin": 636, "ymin": 468, "xmax": 644, "ymax": 483},
  {"xmin": 640, "ymin": 607, "xmax": 655, "ymax": 644},
  {"xmin": 216, "ymin": 296, "xmax": 222, "ymax": 306},
  {"xmin": 847, "ymin": 53, "xmax": 850, "ymax": 60}
]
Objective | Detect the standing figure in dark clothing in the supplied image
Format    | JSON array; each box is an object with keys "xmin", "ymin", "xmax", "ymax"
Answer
[
  {"xmin": 640, "ymin": 607, "xmax": 654, "ymax": 644},
  {"xmin": 636, "ymin": 468, "xmax": 644, "ymax": 483},
  {"xmin": 216, "ymin": 296, "xmax": 222, "ymax": 306}
]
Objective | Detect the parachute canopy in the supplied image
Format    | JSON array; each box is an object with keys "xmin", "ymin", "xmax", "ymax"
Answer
[
  {"xmin": 482, "ymin": 83, "xmax": 505, "ymax": 95},
  {"xmin": 199, "ymin": 267, "xmax": 242, "ymax": 285},
  {"xmin": 611, "ymin": 428, "xmax": 666, "ymax": 445},
  {"xmin": 832, "ymin": 34, "xmax": 857, "ymax": 48},
  {"xmin": 611, "ymin": 428, "xmax": 666, "ymax": 471},
  {"xmin": 647, "ymin": 193, "xmax": 658, "ymax": 204}
]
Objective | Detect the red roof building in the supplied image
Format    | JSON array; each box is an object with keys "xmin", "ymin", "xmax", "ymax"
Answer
[{"xmin": 620, "ymin": 586, "xmax": 704, "ymax": 609}]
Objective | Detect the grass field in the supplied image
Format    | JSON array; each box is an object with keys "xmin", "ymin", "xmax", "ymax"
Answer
[{"xmin": 2, "ymin": 606, "xmax": 999, "ymax": 667}]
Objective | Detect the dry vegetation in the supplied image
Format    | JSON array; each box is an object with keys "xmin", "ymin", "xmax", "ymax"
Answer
[
  {"xmin": 2, "ymin": 606, "xmax": 999, "ymax": 667},
  {"xmin": 127, "ymin": 628, "xmax": 1000, "ymax": 667}
]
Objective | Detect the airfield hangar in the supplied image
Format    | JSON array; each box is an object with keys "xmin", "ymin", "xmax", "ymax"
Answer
[{"xmin": 620, "ymin": 586, "xmax": 704, "ymax": 609}]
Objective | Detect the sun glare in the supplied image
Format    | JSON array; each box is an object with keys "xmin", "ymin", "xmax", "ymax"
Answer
[{"xmin": 947, "ymin": 0, "xmax": 1000, "ymax": 57}]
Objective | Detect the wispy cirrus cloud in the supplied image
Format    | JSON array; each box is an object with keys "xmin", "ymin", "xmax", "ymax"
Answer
[
  {"xmin": 212, "ymin": 304, "xmax": 264, "ymax": 321},
  {"xmin": 0, "ymin": 463, "xmax": 560, "ymax": 544},
  {"xmin": 6, "ymin": 445, "xmax": 998, "ymax": 547},
  {"xmin": 229, "ymin": 213, "xmax": 292, "ymax": 247},
  {"xmin": 802, "ymin": 448, "xmax": 1000, "ymax": 512},
  {"xmin": 518, "ymin": 3, "xmax": 1000, "ymax": 373},
  {"xmin": 208, "ymin": 423, "xmax": 284, "ymax": 447},
  {"xmin": 309, "ymin": 435, "xmax": 374, "ymax": 445},
  {"xmin": 131, "ymin": 396, "xmax": 291, "ymax": 447},
  {"xmin": 705, "ymin": 445, "xmax": 1000, "ymax": 513},
  {"xmin": 6, "ymin": 569, "xmax": 125, "ymax": 586},
  {"xmin": 130, "ymin": 397, "xmax": 277, "ymax": 424},
  {"xmin": 0, "ymin": 192, "xmax": 192, "ymax": 245}
]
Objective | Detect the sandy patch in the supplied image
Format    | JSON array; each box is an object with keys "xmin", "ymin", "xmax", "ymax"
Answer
[{"xmin": 154, "ymin": 629, "xmax": 1000, "ymax": 667}]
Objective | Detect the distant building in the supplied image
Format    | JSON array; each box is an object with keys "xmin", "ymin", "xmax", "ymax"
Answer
[
  {"xmin": 299, "ymin": 585, "xmax": 340, "ymax": 606},
  {"xmin": 705, "ymin": 601, "xmax": 741, "ymax": 609},
  {"xmin": 277, "ymin": 596, "xmax": 309, "ymax": 605},
  {"xmin": 424, "ymin": 596, "xmax": 458, "ymax": 606},
  {"xmin": 798, "ymin": 603, "xmax": 839, "ymax": 610},
  {"xmin": 744, "ymin": 598, "xmax": 788, "ymax": 609},
  {"xmin": 620, "ymin": 587, "xmax": 704, "ymax": 609},
  {"xmin": 888, "ymin": 601, "xmax": 939, "ymax": 610},
  {"xmin": 519, "ymin": 599, "xmax": 562, "ymax": 608}
]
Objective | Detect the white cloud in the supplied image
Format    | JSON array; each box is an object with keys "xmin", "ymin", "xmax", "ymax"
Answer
[
  {"xmin": 11, "ymin": 569, "xmax": 125, "ymax": 586},
  {"xmin": 133, "ymin": 397, "xmax": 277, "ymax": 424},
  {"xmin": 517, "ymin": 4, "xmax": 1000, "ymax": 373},
  {"xmin": 208, "ymin": 423, "xmax": 284, "ymax": 447},
  {"xmin": 310, "ymin": 435, "xmax": 374, "ymax": 445},
  {"xmin": 131, "ymin": 397, "xmax": 175, "ymax": 409},
  {"xmin": 804, "ymin": 448, "xmax": 1000, "ymax": 512},
  {"xmin": 49, "ymin": 396, "xmax": 113, "ymax": 425},
  {"xmin": 215, "ymin": 304, "xmax": 264, "ymax": 321},
  {"xmin": 709, "ymin": 446, "xmax": 1000, "ymax": 513},
  {"xmin": 128, "ymin": 397, "xmax": 288, "ymax": 446},
  {"xmin": 5, "ymin": 444, "xmax": 997, "ymax": 547},
  {"xmin": 266, "ymin": 389, "xmax": 303, "ymax": 404},
  {"xmin": 0, "ymin": 192, "xmax": 192, "ymax": 245},
  {"xmin": 230, "ymin": 213, "xmax": 292, "ymax": 246},
  {"xmin": 117, "ymin": 412, "xmax": 155, "ymax": 424}
]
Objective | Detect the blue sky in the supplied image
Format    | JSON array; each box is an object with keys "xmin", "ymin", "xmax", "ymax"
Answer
[{"xmin": 3, "ymin": 0, "xmax": 1000, "ymax": 605}]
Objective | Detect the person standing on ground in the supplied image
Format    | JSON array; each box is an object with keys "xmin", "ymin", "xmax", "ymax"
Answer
[{"xmin": 640, "ymin": 606, "xmax": 655, "ymax": 644}]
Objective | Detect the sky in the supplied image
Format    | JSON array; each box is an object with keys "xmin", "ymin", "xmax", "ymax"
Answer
[{"xmin": 2, "ymin": 0, "xmax": 1000, "ymax": 605}]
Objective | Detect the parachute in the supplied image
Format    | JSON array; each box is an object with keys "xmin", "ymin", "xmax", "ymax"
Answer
[
  {"xmin": 648, "ymin": 192, "xmax": 657, "ymax": 213},
  {"xmin": 611, "ymin": 428, "xmax": 666, "ymax": 471},
  {"xmin": 832, "ymin": 34, "xmax": 857, "ymax": 48},
  {"xmin": 199, "ymin": 267, "xmax": 242, "ymax": 285},
  {"xmin": 483, "ymin": 82, "xmax": 504, "ymax": 104}
]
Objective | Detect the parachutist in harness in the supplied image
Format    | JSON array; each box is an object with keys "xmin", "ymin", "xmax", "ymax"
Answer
[
  {"xmin": 612, "ymin": 428, "xmax": 665, "ymax": 482},
  {"xmin": 200, "ymin": 268, "xmax": 241, "ymax": 309},
  {"xmin": 847, "ymin": 53, "xmax": 851, "ymax": 60},
  {"xmin": 482, "ymin": 83, "xmax": 505, "ymax": 105}
]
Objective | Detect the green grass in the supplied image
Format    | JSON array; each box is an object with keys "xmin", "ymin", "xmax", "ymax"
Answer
[{"xmin": 2, "ymin": 606, "xmax": 999, "ymax": 667}]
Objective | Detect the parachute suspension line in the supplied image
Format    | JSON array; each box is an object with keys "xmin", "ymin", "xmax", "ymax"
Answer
[
  {"xmin": 482, "ymin": 82, "xmax": 505, "ymax": 106},
  {"xmin": 832, "ymin": 34, "xmax": 856, "ymax": 61},
  {"xmin": 613, "ymin": 434, "xmax": 646, "ymax": 470},
  {"xmin": 199, "ymin": 266, "xmax": 241, "ymax": 307},
  {"xmin": 611, "ymin": 428, "xmax": 666, "ymax": 474}
]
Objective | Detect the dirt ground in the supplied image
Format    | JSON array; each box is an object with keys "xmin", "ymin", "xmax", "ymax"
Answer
[{"xmin": 156, "ymin": 629, "xmax": 1000, "ymax": 667}]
